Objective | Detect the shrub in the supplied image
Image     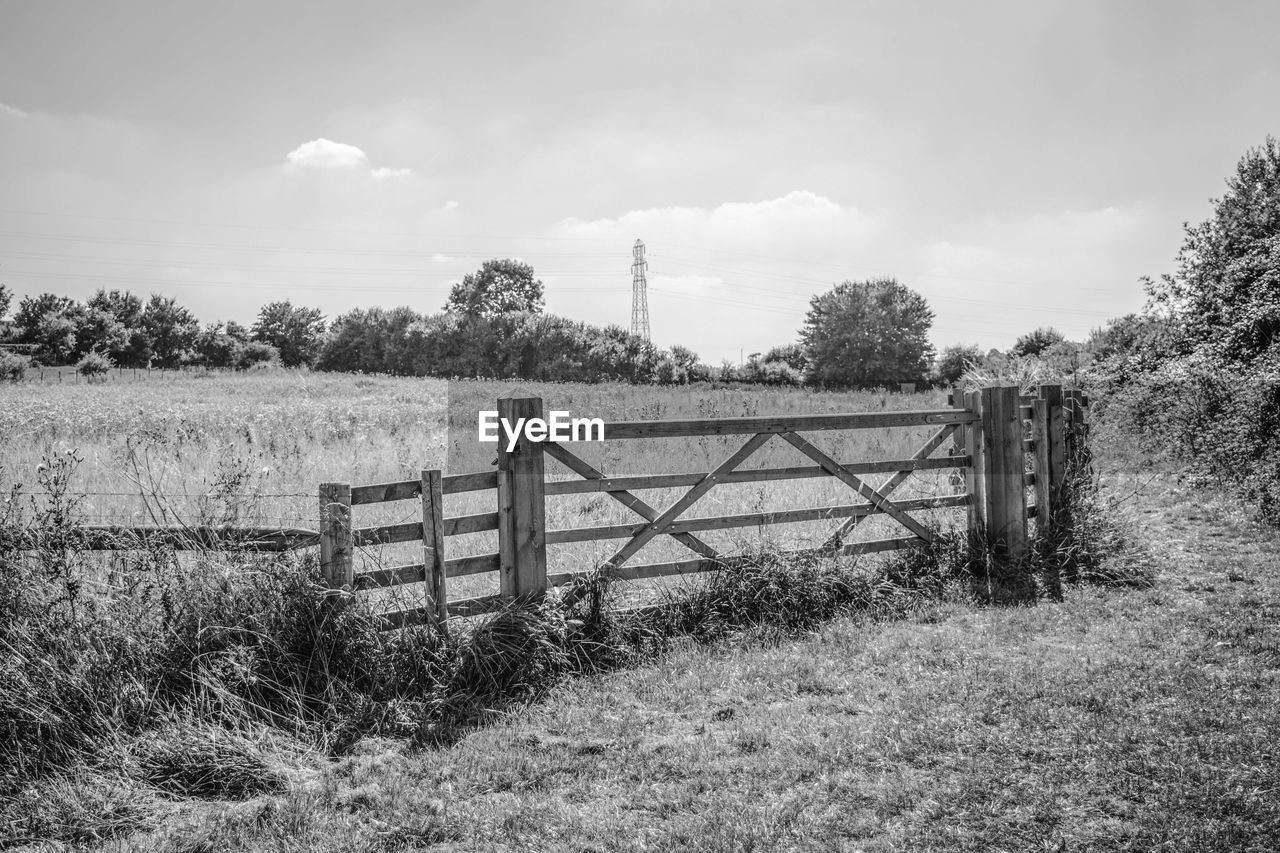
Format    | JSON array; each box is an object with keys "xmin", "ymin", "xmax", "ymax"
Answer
[
  {"xmin": 76, "ymin": 350, "xmax": 112, "ymax": 381},
  {"xmin": 1102, "ymin": 355, "xmax": 1280, "ymax": 523},
  {"xmin": 0, "ymin": 350, "xmax": 27, "ymax": 382}
]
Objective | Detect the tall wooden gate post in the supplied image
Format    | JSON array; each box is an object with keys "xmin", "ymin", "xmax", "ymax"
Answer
[
  {"xmin": 977, "ymin": 385, "xmax": 1028, "ymax": 564},
  {"xmin": 1032, "ymin": 384, "xmax": 1066, "ymax": 535},
  {"xmin": 318, "ymin": 482, "xmax": 353, "ymax": 589},
  {"xmin": 963, "ymin": 389, "xmax": 984, "ymax": 538},
  {"xmin": 496, "ymin": 395, "xmax": 548, "ymax": 599}
]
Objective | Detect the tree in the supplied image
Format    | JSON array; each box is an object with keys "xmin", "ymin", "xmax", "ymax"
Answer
[
  {"xmin": 86, "ymin": 290, "xmax": 150, "ymax": 366},
  {"xmin": 1011, "ymin": 326, "xmax": 1066, "ymax": 358},
  {"xmin": 317, "ymin": 306, "xmax": 422, "ymax": 374},
  {"xmin": 935, "ymin": 343, "xmax": 983, "ymax": 384},
  {"xmin": 0, "ymin": 283, "xmax": 11, "ymax": 322},
  {"xmin": 444, "ymin": 259, "xmax": 545, "ymax": 317},
  {"xmin": 761, "ymin": 343, "xmax": 808, "ymax": 373},
  {"xmin": 251, "ymin": 301, "xmax": 327, "ymax": 367},
  {"xmin": 800, "ymin": 277, "xmax": 935, "ymax": 388},
  {"xmin": 13, "ymin": 293, "xmax": 80, "ymax": 364},
  {"xmin": 1145, "ymin": 135, "xmax": 1280, "ymax": 366},
  {"xmin": 142, "ymin": 295, "xmax": 199, "ymax": 368},
  {"xmin": 72, "ymin": 305, "xmax": 130, "ymax": 362}
]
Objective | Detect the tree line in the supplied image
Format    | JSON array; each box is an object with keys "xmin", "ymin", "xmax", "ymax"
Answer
[{"xmin": 1, "ymin": 252, "xmax": 1076, "ymax": 388}]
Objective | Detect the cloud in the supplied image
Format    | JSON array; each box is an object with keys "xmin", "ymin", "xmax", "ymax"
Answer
[
  {"xmin": 562, "ymin": 190, "xmax": 873, "ymax": 238},
  {"xmin": 371, "ymin": 166, "xmax": 414, "ymax": 180},
  {"xmin": 285, "ymin": 138, "xmax": 368, "ymax": 170},
  {"xmin": 441, "ymin": 199, "xmax": 459, "ymax": 211},
  {"xmin": 284, "ymin": 138, "xmax": 415, "ymax": 179},
  {"xmin": 557, "ymin": 191, "xmax": 880, "ymax": 265},
  {"xmin": 0, "ymin": 102, "xmax": 29, "ymax": 119}
]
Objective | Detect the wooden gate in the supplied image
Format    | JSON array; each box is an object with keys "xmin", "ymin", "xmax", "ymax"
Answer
[{"xmin": 314, "ymin": 384, "xmax": 1087, "ymax": 630}]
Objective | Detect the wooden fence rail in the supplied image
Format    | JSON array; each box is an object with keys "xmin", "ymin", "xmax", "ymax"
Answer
[{"xmin": 43, "ymin": 384, "xmax": 1088, "ymax": 630}]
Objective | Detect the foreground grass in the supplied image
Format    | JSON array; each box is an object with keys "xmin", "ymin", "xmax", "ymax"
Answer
[{"xmin": 70, "ymin": 475, "xmax": 1277, "ymax": 853}]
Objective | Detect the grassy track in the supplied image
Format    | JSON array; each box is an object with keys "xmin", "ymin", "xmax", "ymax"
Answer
[{"xmin": 100, "ymin": 473, "xmax": 1280, "ymax": 852}]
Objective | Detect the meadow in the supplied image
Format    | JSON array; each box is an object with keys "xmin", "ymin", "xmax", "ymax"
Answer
[
  {"xmin": 9, "ymin": 371, "xmax": 1277, "ymax": 851},
  {"xmin": 0, "ymin": 371, "xmax": 966, "ymax": 610}
]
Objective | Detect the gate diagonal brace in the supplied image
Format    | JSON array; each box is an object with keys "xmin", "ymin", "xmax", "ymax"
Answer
[
  {"xmin": 822, "ymin": 423, "xmax": 957, "ymax": 550},
  {"xmin": 779, "ymin": 431, "xmax": 937, "ymax": 545},
  {"xmin": 604, "ymin": 432, "xmax": 774, "ymax": 571},
  {"xmin": 543, "ymin": 442, "xmax": 719, "ymax": 560}
]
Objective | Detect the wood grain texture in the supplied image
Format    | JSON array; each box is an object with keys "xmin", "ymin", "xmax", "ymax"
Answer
[
  {"xmin": 350, "ymin": 480, "xmax": 420, "ymax": 506},
  {"xmin": 601, "ymin": 409, "xmax": 975, "ymax": 439},
  {"xmin": 496, "ymin": 395, "xmax": 548, "ymax": 597},
  {"xmin": 352, "ymin": 521, "xmax": 423, "ymax": 547},
  {"xmin": 543, "ymin": 454, "xmax": 967, "ymax": 496},
  {"xmin": 965, "ymin": 389, "xmax": 984, "ymax": 536},
  {"xmin": 422, "ymin": 469, "xmax": 448, "ymax": 629},
  {"xmin": 442, "ymin": 470, "xmax": 499, "ymax": 495},
  {"xmin": 352, "ymin": 562, "xmax": 426, "ymax": 590},
  {"xmin": 318, "ymin": 482, "xmax": 353, "ymax": 589},
  {"xmin": 445, "ymin": 552, "xmax": 500, "ymax": 577},
  {"xmin": 980, "ymin": 386, "xmax": 1028, "ymax": 561},
  {"xmin": 441, "ymin": 511, "xmax": 500, "ymax": 536},
  {"xmin": 545, "ymin": 494, "xmax": 969, "ymax": 544}
]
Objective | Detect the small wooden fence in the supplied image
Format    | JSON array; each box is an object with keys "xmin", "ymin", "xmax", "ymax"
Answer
[{"xmin": 63, "ymin": 384, "xmax": 1088, "ymax": 630}]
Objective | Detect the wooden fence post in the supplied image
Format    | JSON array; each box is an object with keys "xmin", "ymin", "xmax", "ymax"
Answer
[
  {"xmin": 1033, "ymin": 384, "xmax": 1066, "ymax": 535},
  {"xmin": 318, "ymin": 482, "xmax": 353, "ymax": 590},
  {"xmin": 964, "ymin": 389, "xmax": 984, "ymax": 537},
  {"xmin": 978, "ymin": 385, "xmax": 1028, "ymax": 564},
  {"xmin": 496, "ymin": 395, "xmax": 548, "ymax": 600},
  {"xmin": 421, "ymin": 468, "xmax": 448, "ymax": 628}
]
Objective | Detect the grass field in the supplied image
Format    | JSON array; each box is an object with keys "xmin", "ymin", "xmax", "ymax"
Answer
[
  {"xmin": 6, "ymin": 372, "xmax": 1277, "ymax": 850},
  {"xmin": 0, "ymin": 372, "xmax": 965, "ymax": 609},
  {"xmin": 22, "ymin": 470, "xmax": 1278, "ymax": 852}
]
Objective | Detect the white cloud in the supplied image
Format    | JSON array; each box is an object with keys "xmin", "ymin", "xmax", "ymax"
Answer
[
  {"xmin": 285, "ymin": 138, "xmax": 369, "ymax": 170},
  {"xmin": 371, "ymin": 166, "xmax": 414, "ymax": 180},
  {"xmin": 284, "ymin": 138, "xmax": 415, "ymax": 179},
  {"xmin": 557, "ymin": 190, "xmax": 879, "ymax": 257},
  {"xmin": 0, "ymin": 102, "xmax": 29, "ymax": 119},
  {"xmin": 441, "ymin": 199, "xmax": 459, "ymax": 211}
]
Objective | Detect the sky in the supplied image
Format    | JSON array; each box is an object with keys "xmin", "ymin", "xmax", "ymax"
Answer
[{"xmin": 1, "ymin": 0, "xmax": 1277, "ymax": 363}]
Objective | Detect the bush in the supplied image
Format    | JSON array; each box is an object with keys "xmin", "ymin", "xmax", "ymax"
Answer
[
  {"xmin": 1102, "ymin": 355, "xmax": 1280, "ymax": 523},
  {"xmin": 76, "ymin": 350, "xmax": 112, "ymax": 381},
  {"xmin": 0, "ymin": 350, "xmax": 27, "ymax": 382}
]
